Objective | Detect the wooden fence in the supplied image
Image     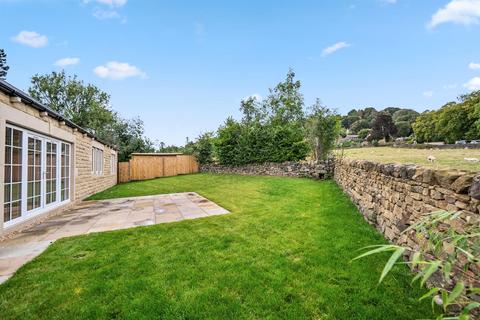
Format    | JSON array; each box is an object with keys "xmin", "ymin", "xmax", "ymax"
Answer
[{"xmin": 118, "ymin": 153, "xmax": 199, "ymax": 183}]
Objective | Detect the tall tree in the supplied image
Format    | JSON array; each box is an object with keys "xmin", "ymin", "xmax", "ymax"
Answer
[
  {"xmin": 28, "ymin": 71, "xmax": 154, "ymax": 160},
  {"xmin": 0, "ymin": 49, "xmax": 9, "ymax": 80},
  {"xmin": 306, "ymin": 100, "xmax": 341, "ymax": 160},
  {"xmin": 371, "ymin": 112, "xmax": 397, "ymax": 142}
]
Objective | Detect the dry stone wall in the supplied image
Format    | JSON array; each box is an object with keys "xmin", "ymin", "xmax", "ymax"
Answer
[
  {"xmin": 200, "ymin": 160, "xmax": 333, "ymax": 179},
  {"xmin": 333, "ymin": 158, "xmax": 480, "ymax": 245}
]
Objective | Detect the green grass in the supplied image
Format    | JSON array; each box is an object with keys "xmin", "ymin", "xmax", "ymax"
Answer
[
  {"xmin": 0, "ymin": 174, "xmax": 435, "ymax": 319},
  {"xmin": 338, "ymin": 147, "xmax": 480, "ymax": 171}
]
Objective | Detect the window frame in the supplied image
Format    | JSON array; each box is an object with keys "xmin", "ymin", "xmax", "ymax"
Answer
[
  {"xmin": 92, "ymin": 147, "xmax": 104, "ymax": 176},
  {"xmin": 4, "ymin": 124, "xmax": 72, "ymax": 228}
]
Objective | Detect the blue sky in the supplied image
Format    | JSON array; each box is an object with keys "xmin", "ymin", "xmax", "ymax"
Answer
[{"xmin": 1, "ymin": 0, "xmax": 480, "ymax": 145}]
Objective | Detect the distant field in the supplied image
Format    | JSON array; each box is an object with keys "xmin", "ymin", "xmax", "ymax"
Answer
[{"xmin": 337, "ymin": 147, "xmax": 480, "ymax": 172}]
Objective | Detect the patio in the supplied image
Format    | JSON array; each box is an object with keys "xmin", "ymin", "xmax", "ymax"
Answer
[{"xmin": 0, "ymin": 192, "xmax": 229, "ymax": 284}]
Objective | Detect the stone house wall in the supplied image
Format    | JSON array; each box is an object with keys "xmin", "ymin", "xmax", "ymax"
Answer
[{"xmin": 0, "ymin": 88, "xmax": 117, "ymax": 237}]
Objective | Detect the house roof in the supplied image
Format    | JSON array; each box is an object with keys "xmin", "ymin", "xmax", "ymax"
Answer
[{"xmin": 0, "ymin": 79, "xmax": 117, "ymax": 150}]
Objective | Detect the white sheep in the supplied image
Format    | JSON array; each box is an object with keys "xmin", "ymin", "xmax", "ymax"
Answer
[
  {"xmin": 464, "ymin": 157, "xmax": 480, "ymax": 163},
  {"xmin": 427, "ymin": 155, "xmax": 436, "ymax": 163}
]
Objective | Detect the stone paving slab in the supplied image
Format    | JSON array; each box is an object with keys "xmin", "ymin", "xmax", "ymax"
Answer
[{"xmin": 0, "ymin": 192, "xmax": 229, "ymax": 284}]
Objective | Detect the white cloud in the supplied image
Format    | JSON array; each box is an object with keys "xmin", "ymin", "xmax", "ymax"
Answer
[
  {"xmin": 469, "ymin": 62, "xmax": 480, "ymax": 70},
  {"xmin": 94, "ymin": 61, "xmax": 147, "ymax": 80},
  {"xmin": 321, "ymin": 41, "xmax": 351, "ymax": 57},
  {"xmin": 380, "ymin": 0, "xmax": 397, "ymax": 4},
  {"xmin": 11, "ymin": 31, "xmax": 48, "ymax": 48},
  {"xmin": 83, "ymin": 0, "xmax": 127, "ymax": 7},
  {"xmin": 54, "ymin": 57, "xmax": 80, "ymax": 67},
  {"xmin": 93, "ymin": 9, "xmax": 120, "ymax": 20},
  {"xmin": 464, "ymin": 77, "xmax": 480, "ymax": 90},
  {"xmin": 423, "ymin": 90, "xmax": 434, "ymax": 98},
  {"xmin": 428, "ymin": 0, "xmax": 480, "ymax": 29}
]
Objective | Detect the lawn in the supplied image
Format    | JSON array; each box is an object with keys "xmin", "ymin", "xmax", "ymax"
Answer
[
  {"xmin": 0, "ymin": 174, "xmax": 435, "ymax": 319},
  {"xmin": 338, "ymin": 146, "xmax": 480, "ymax": 171}
]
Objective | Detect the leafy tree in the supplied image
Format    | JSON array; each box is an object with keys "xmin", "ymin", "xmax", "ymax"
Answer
[
  {"xmin": 412, "ymin": 111, "xmax": 439, "ymax": 143},
  {"xmin": 192, "ymin": 132, "xmax": 215, "ymax": 164},
  {"xmin": 382, "ymin": 107, "xmax": 401, "ymax": 116},
  {"xmin": 0, "ymin": 49, "xmax": 9, "ymax": 80},
  {"xmin": 306, "ymin": 100, "xmax": 341, "ymax": 160},
  {"xmin": 395, "ymin": 121, "xmax": 413, "ymax": 137},
  {"xmin": 392, "ymin": 109, "xmax": 419, "ymax": 123},
  {"xmin": 371, "ymin": 112, "xmax": 397, "ymax": 142},
  {"xmin": 215, "ymin": 118, "xmax": 242, "ymax": 165},
  {"xmin": 29, "ymin": 71, "xmax": 115, "ymax": 138},
  {"xmin": 357, "ymin": 128, "xmax": 372, "ymax": 140},
  {"xmin": 350, "ymin": 119, "xmax": 371, "ymax": 134},
  {"xmin": 28, "ymin": 71, "xmax": 154, "ymax": 160}
]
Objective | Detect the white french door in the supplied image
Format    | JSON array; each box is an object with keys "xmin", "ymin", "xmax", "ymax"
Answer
[{"xmin": 4, "ymin": 125, "xmax": 71, "ymax": 228}]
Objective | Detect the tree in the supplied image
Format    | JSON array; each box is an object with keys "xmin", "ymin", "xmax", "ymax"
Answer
[
  {"xmin": 392, "ymin": 109, "xmax": 419, "ymax": 123},
  {"xmin": 28, "ymin": 71, "xmax": 154, "ymax": 160},
  {"xmin": 0, "ymin": 49, "xmax": 9, "ymax": 80},
  {"xmin": 357, "ymin": 128, "xmax": 372, "ymax": 140},
  {"xmin": 395, "ymin": 121, "xmax": 412, "ymax": 137},
  {"xmin": 215, "ymin": 117, "xmax": 242, "ymax": 165},
  {"xmin": 371, "ymin": 112, "xmax": 397, "ymax": 142},
  {"xmin": 306, "ymin": 100, "xmax": 341, "ymax": 160},
  {"xmin": 192, "ymin": 132, "xmax": 214, "ymax": 164},
  {"xmin": 412, "ymin": 111, "xmax": 438, "ymax": 143},
  {"xmin": 29, "ymin": 71, "xmax": 116, "ymax": 139},
  {"xmin": 350, "ymin": 119, "xmax": 371, "ymax": 134}
]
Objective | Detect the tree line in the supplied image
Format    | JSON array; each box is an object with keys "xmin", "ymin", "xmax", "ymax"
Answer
[{"xmin": 185, "ymin": 71, "xmax": 341, "ymax": 165}]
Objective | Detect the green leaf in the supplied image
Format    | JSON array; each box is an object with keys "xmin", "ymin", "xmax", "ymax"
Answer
[
  {"xmin": 351, "ymin": 245, "xmax": 399, "ymax": 261},
  {"xmin": 446, "ymin": 282, "xmax": 465, "ymax": 306},
  {"xmin": 421, "ymin": 261, "xmax": 441, "ymax": 287},
  {"xmin": 379, "ymin": 247, "xmax": 406, "ymax": 283},
  {"xmin": 419, "ymin": 287, "xmax": 439, "ymax": 301},
  {"xmin": 462, "ymin": 302, "xmax": 480, "ymax": 315},
  {"xmin": 443, "ymin": 261, "xmax": 452, "ymax": 280}
]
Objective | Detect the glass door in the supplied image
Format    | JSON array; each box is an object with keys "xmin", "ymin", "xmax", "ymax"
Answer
[
  {"xmin": 45, "ymin": 141, "xmax": 58, "ymax": 206},
  {"xmin": 27, "ymin": 135, "xmax": 42, "ymax": 212}
]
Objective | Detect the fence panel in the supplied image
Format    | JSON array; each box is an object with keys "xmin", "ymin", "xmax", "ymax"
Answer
[{"xmin": 118, "ymin": 154, "xmax": 198, "ymax": 182}]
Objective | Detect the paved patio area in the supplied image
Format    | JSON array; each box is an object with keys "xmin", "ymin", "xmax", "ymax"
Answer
[{"xmin": 0, "ymin": 192, "xmax": 229, "ymax": 284}]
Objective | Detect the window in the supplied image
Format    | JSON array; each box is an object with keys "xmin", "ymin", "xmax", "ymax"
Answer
[
  {"xmin": 3, "ymin": 125, "xmax": 71, "ymax": 225},
  {"xmin": 61, "ymin": 143, "xmax": 70, "ymax": 201},
  {"xmin": 92, "ymin": 147, "xmax": 103, "ymax": 175},
  {"xmin": 4, "ymin": 127, "xmax": 23, "ymax": 222},
  {"xmin": 110, "ymin": 153, "xmax": 116, "ymax": 175}
]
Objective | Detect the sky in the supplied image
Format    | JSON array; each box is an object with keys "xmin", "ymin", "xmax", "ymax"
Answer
[{"xmin": 1, "ymin": 0, "xmax": 480, "ymax": 145}]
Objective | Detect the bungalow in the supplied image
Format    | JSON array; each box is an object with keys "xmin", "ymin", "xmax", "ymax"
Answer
[{"xmin": 0, "ymin": 80, "xmax": 117, "ymax": 237}]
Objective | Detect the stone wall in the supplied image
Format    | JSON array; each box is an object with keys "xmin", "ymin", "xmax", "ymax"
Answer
[
  {"xmin": 334, "ymin": 158, "xmax": 479, "ymax": 249},
  {"xmin": 200, "ymin": 160, "xmax": 333, "ymax": 179}
]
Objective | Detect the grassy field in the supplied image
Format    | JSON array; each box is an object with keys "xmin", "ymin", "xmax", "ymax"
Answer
[
  {"xmin": 338, "ymin": 147, "xmax": 480, "ymax": 171},
  {"xmin": 0, "ymin": 174, "xmax": 435, "ymax": 319}
]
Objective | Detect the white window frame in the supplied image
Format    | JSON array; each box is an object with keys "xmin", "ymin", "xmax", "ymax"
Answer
[
  {"xmin": 4, "ymin": 124, "xmax": 71, "ymax": 228},
  {"xmin": 92, "ymin": 147, "xmax": 104, "ymax": 176},
  {"xmin": 110, "ymin": 153, "xmax": 116, "ymax": 175}
]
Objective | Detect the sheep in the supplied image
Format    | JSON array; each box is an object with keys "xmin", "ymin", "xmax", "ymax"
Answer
[
  {"xmin": 427, "ymin": 155, "xmax": 436, "ymax": 163},
  {"xmin": 464, "ymin": 157, "xmax": 480, "ymax": 163}
]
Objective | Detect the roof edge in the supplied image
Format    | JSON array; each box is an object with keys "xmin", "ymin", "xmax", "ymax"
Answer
[{"xmin": 0, "ymin": 79, "xmax": 118, "ymax": 150}]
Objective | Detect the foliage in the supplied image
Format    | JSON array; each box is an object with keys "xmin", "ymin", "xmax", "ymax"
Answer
[
  {"xmin": 354, "ymin": 211, "xmax": 480, "ymax": 319},
  {"xmin": 214, "ymin": 71, "xmax": 310, "ymax": 165},
  {"xmin": 358, "ymin": 128, "xmax": 372, "ymax": 139},
  {"xmin": 28, "ymin": 71, "xmax": 154, "ymax": 160},
  {"xmin": 395, "ymin": 120, "xmax": 413, "ymax": 137},
  {"xmin": 0, "ymin": 49, "xmax": 9, "ymax": 80},
  {"xmin": 191, "ymin": 132, "xmax": 215, "ymax": 164},
  {"xmin": 306, "ymin": 100, "xmax": 341, "ymax": 160},
  {"xmin": 350, "ymin": 118, "xmax": 371, "ymax": 134},
  {"xmin": 370, "ymin": 112, "xmax": 397, "ymax": 142},
  {"xmin": 412, "ymin": 91, "xmax": 480, "ymax": 143}
]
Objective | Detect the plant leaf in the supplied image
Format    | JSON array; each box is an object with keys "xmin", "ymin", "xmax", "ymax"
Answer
[
  {"xmin": 421, "ymin": 261, "xmax": 441, "ymax": 287},
  {"xmin": 446, "ymin": 282, "xmax": 465, "ymax": 306},
  {"xmin": 379, "ymin": 247, "xmax": 406, "ymax": 283},
  {"xmin": 351, "ymin": 245, "xmax": 399, "ymax": 261}
]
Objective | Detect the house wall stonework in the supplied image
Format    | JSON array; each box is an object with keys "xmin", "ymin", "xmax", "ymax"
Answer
[{"xmin": 0, "ymin": 90, "xmax": 117, "ymax": 237}]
